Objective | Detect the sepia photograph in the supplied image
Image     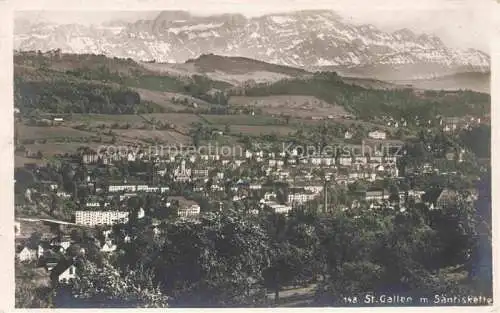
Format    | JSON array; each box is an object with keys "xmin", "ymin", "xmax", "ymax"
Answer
[{"xmin": 11, "ymin": 0, "xmax": 493, "ymax": 308}]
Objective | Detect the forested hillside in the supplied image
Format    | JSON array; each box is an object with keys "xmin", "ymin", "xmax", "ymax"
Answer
[{"xmin": 239, "ymin": 72, "xmax": 490, "ymax": 120}]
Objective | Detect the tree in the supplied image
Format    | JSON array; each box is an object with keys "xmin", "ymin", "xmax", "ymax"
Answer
[
  {"xmin": 121, "ymin": 211, "xmax": 271, "ymax": 307},
  {"xmin": 59, "ymin": 259, "xmax": 168, "ymax": 308}
]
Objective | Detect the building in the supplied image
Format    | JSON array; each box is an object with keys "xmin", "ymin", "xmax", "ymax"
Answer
[
  {"xmin": 136, "ymin": 185, "xmax": 159, "ymax": 192},
  {"xmin": 53, "ymin": 117, "xmax": 64, "ymax": 124},
  {"xmin": 264, "ymin": 192, "xmax": 277, "ymax": 201},
  {"xmin": 288, "ymin": 192, "xmax": 318, "ymax": 204},
  {"xmin": 365, "ymin": 189, "xmax": 389, "ymax": 202},
  {"xmin": 17, "ymin": 246, "xmax": 37, "ymax": 262},
  {"xmin": 441, "ymin": 117, "xmax": 461, "ymax": 132},
  {"xmin": 75, "ymin": 211, "xmax": 129, "ymax": 226},
  {"xmin": 262, "ymin": 201, "xmax": 292, "ymax": 215},
  {"xmin": 304, "ymin": 185, "xmax": 324, "ymax": 194},
  {"xmin": 192, "ymin": 169, "xmax": 209, "ymax": 178},
  {"xmin": 249, "ymin": 183, "xmax": 262, "ymax": 190},
  {"xmin": 269, "ymin": 159, "xmax": 284, "ymax": 167},
  {"xmin": 436, "ymin": 188, "xmax": 458, "ymax": 209},
  {"xmin": 174, "ymin": 160, "xmax": 192, "ymax": 182},
  {"xmin": 368, "ymin": 131, "xmax": 387, "ymax": 140},
  {"xmin": 50, "ymin": 260, "xmax": 77, "ymax": 285},
  {"xmin": 178, "ymin": 204, "xmax": 201, "ymax": 218},
  {"xmin": 108, "ymin": 185, "xmax": 136, "ymax": 193},
  {"xmin": 100, "ymin": 241, "xmax": 117, "ymax": 253},
  {"xmin": 82, "ymin": 153, "xmax": 100, "ymax": 164},
  {"xmin": 338, "ymin": 157, "xmax": 352, "ymax": 166}
]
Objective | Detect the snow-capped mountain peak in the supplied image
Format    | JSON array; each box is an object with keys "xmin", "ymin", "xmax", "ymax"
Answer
[{"xmin": 14, "ymin": 10, "xmax": 490, "ymax": 80}]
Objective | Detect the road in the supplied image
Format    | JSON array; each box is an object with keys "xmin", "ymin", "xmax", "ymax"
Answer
[{"xmin": 17, "ymin": 217, "xmax": 79, "ymax": 226}]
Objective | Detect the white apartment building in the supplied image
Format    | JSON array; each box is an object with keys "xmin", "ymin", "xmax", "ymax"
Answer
[
  {"xmin": 368, "ymin": 131, "xmax": 387, "ymax": 140},
  {"xmin": 136, "ymin": 185, "xmax": 159, "ymax": 192},
  {"xmin": 75, "ymin": 211, "xmax": 129, "ymax": 226},
  {"xmin": 304, "ymin": 185, "xmax": 324, "ymax": 194},
  {"xmin": 272, "ymin": 204, "xmax": 293, "ymax": 215},
  {"xmin": 178, "ymin": 204, "xmax": 201, "ymax": 218},
  {"xmin": 108, "ymin": 185, "xmax": 136, "ymax": 193},
  {"xmin": 192, "ymin": 169, "xmax": 209, "ymax": 177},
  {"xmin": 288, "ymin": 193, "xmax": 318, "ymax": 204}
]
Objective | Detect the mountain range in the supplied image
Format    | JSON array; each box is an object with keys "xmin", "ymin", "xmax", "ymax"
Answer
[{"xmin": 14, "ymin": 10, "xmax": 490, "ymax": 91}]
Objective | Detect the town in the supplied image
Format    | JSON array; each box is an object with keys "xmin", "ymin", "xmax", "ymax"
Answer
[
  {"xmin": 15, "ymin": 105, "xmax": 490, "ymax": 307},
  {"xmin": 12, "ymin": 15, "xmax": 492, "ymax": 305}
]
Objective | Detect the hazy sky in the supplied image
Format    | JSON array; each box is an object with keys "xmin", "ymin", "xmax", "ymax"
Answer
[{"xmin": 14, "ymin": 0, "xmax": 496, "ymax": 53}]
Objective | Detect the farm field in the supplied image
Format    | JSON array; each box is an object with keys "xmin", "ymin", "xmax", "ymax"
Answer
[
  {"xmin": 228, "ymin": 125, "xmax": 295, "ymax": 137},
  {"xmin": 111, "ymin": 129, "xmax": 191, "ymax": 145},
  {"xmin": 201, "ymin": 114, "xmax": 283, "ymax": 126},
  {"xmin": 17, "ymin": 125, "xmax": 95, "ymax": 140},
  {"xmin": 69, "ymin": 114, "xmax": 145, "ymax": 124},
  {"xmin": 229, "ymin": 95, "xmax": 349, "ymax": 118},
  {"xmin": 22, "ymin": 142, "xmax": 106, "ymax": 155},
  {"xmin": 133, "ymin": 88, "xmax": 211, "ymax": 111}
]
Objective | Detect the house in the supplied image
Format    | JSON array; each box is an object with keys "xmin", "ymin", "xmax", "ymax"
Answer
[
  {"xmin": 17, "ymin": 246, "xmax": 37, "ymax": 262},
  {"xmin": 100, "ymin": 241, "xmax": 117, "ymax": 253},
  {"xmin": 57, "ymin": 191, "xmax": 72, "ymax": 199},
  {"xmin": 57, "ymin": 241, "xmax": 72, "ymax": 252},
  {"xmin": 441, "ymin": 117, "xmax": 461, "ymax": 132},
  {"xmin": 368, "ymin": 131, "xmax": 387, "ymax": 140},
  {"xmin": 45, "ymin": 261, "xmax": 59, "ymax": 271},
  {"xmin": 436, "ymin": 188, "xmax": 457, "ymax": 209},
  {"xmin": 137, "ymin": 207, "xmax": 145, "ymax": 219},
  {"xmin": 261, "ymin": 201, "xmax": 292, "ymax": 215},
  {"xmin": 264, "ymin": 192, "xmax": 277, "ymax": 201},
  {"xmin": 48, "ymin": 235, "xmax": 70, "ymax": 248},
  {"xmin": 50, "ymin": 259, "xmax": 77, "ymax": 285}
]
